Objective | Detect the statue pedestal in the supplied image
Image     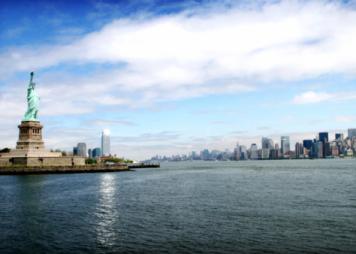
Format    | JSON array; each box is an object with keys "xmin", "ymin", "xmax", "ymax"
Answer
[
  {"xmin": 3, "ymin": 121, "xmax": 61, "ymax": 158},
  {"xmin": 16, "ymin": 121, "xmax": 45, "ymax": 150},
  {"xmin": 0, "ymin": 120, "xmax": 85, "ymax": 167}
]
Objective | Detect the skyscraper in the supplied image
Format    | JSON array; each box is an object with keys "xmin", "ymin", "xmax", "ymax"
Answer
[
  {"xmin": 348, "ymin": 129, "xmax": 356, "ymax": 139},
  {"xmin": 318, "ymin": 132, "xmax": 329, "ymax": 143},
  {"xmin": 318, "ymin": 132, "xmax": 329, "ymax": 158},
  {"xmin": 234, "ymin": 143, "xmax": 241, "ymax": 161},
  {"xmin": 261, "ymin": 137, "xmax": 273, "ymax": 159},
  {"xmin": 240, "ymin": 146, "xmax": 248, "ymax": 160},
  {"xmin": 73, "ymin": 147, "xmax": 78, "ymax": 156},
  {"xmin": 281, "ymin": 136, "xmax": 290, "ymax": 157},
  {"xmin": 200, "ymin": 149, "xmax": 210, "ymax": 160},
  {"xmin": 303, "ymin": 140, "xmax": 313, "ymax": 150},
  {"xmin": 250, "ymin": 144, "xmax": 259, "ymax": 160},
  {"xmin": 77, "ymin": 143, "xmax": 87, "ymax": 157},
  {"xmin": 92, "ymin": 147, "xmax": 102, "ymax": 158},
  {"xmin": 303, "ymin": 139, "xmax": 313, "ymax": 158},
  {"xmin": 295, "ymin": 142, "xmax": 303, "ymax": 159},
  {"xmin": 101, "ymin": 129, "xmax": 111, "ymax": 156},
  {"xmin": 335, "ymin": 133, "xmax": 344, "ymax": 140}
]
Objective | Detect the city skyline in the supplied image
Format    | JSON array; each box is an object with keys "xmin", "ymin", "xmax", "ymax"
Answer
[
  {"xmin": 150, "ymin": 128, "xmax": 356, "ymax": 161},
  {"xmin": 1, "ymin": 0, "xmax": 356, "ymax": 160}
]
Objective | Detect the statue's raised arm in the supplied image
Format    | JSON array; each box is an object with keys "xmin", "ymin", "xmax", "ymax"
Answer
[
  {"xmin": 23, "ymin": 72, "xmax": 40, "ymax": 122},
  {"xmin": 30, "ymin": 72, "xmax": 34, "ymax": 85}
]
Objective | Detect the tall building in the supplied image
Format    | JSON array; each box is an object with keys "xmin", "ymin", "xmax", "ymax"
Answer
[
  {"xmin": 101, "ymin": 129, "xmax": 111, "ymax": 156},
  {"xmin": 303, "ymin": 139, "xmax": 313, "ymax": 158},
  {"xmin": 261, "ymin": 137, "xmax": 273, "ymax": 160},
  {"xmin": 313, "ymin": 141, "xmax": 323, "ymax": 159},
  {"xmin": 240, "ymin": 146, "xmax": 248, "ymax": 160},
  {"xmin": 234, "ymin": 143, "xmax": 241, "ymax": 161},
  {"xmin": 250, "ymin": 144, "xmax": 259, "ymax": 160},
  {"xmin": 318, "ymin": 132, "xmax": 329, "ymax": 158},
  {"xmin": 330, "ymin": 142, "xmax": 339, "ymax": 157},
  {"xmin": 281, "ymin": 136, "xmax": 290, "ymax": 157},
  {"xmin": 262, "ymin": 137, "xmax": 274, "ymax": 149},
  {"xmin": 295, "ymin": 142, "xmax": 303, "ymax": 159},
  {"xmin": 200, "ymin": 149, "xmax": 210, "ymax": 160},
  {"xmin": 77, "ymin": 143, "xmax": 87, "ymax": 157},
  {"xmin": 303, "ymin": 140, "xmax": 313, "ymax": 150},
  {"xmin": 318, "ymin": 132, "xmax": 329, "ymax": 143},
  {"xmin": 335, "ymin": 133, "xmax": 344, "ymax": 140},
  {"xmin": 348, "ymin": 129, "xmax": 356, "ymax": 139},
  {"xmin": 73, "ymin": 147, "xmax": 78, "ymax": 156}
]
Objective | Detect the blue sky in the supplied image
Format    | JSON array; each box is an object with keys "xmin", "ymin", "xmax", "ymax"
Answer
[{"xmin": 1, "ymin": 0, "xmax": 356, "ymax": 159}]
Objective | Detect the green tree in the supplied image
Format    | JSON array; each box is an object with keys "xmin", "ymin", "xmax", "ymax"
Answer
[
  {"xmin": 85, "ymin": 158, "xmax": 97, "ymax": 165},
  {"xmin": 0, "ymin": 148, "xmax": 11, "ymax": 153}
]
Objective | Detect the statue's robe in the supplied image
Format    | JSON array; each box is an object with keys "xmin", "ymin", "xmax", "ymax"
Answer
[{"xmin": 23, "ymin": 86, "xmax": 39, "ymax": 121}]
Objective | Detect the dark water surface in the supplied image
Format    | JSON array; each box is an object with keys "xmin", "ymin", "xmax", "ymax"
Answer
[{"xmin": 0, "ymin": 160, "xmax": 355, "ymax": 253}]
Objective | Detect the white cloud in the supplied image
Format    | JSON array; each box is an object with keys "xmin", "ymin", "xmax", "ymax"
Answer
[
  {"xmin": 2, "ymin": 0, "xmax": 356, "ymax": 117},
  {"xmin": 2, "ymin": 1, "xmax": 356, "ymax": 89},
  {"xmin": 292, "ymin": 91, "xmax": 333, "ymax": 104},
  {"xmin": 292, "ymin": 91, "xmax": 356, "ymax": 104}
]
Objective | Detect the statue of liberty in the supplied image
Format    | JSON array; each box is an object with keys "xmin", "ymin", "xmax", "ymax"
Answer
[{"xmin": 23, "ymin": 72, "xmax": 39, "ymax": 121}]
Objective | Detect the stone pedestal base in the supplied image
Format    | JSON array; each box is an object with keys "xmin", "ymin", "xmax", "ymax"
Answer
[
  {"xmin": 16, "ymin": 121, "xmax": 44, "ymax": 150},
  {"xmin": 0, "ymin": 156, "xmax": 85, "ymax": 167},
  {"xmin": 0, "ymin": 120, "xmax": 81, "ymax": 167}
]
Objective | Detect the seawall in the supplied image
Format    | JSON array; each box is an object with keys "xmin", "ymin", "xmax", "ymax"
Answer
[{"xmin": 0, "ymin": 164, "xmax": 129, "ymax": 175}]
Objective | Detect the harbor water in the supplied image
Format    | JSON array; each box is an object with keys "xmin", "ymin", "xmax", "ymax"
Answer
[{"xmin": 0, "ymin": 160, "xmax": 355, "ymax": 253}]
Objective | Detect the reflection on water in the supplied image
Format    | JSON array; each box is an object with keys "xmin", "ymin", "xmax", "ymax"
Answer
[
  {"xmin": 1, "ymin": 160, "xmax": 355, "ymax": 253},
  {"xmin": 12, "ymin": 176, "xmax": 47, "ymax": 252},
  {"xmin": 95, "ymin": 173, "xmax": 118, "ymax": 247}
]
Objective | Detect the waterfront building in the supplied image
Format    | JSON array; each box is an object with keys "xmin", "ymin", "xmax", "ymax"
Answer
[
  {"xmin": 335, "ymin": 133, "xmax": 344, "ymax": 140},
  {"xmin": 250, "ymin": 144, "xmax": 259, "ymax": 160},
  {"xmin": 348, "ymin": 128, "xmax": 356, "ymax": 139},
  {"xmin": 314, "ymin": 141, "xmax": 323, "ymax": 158},
  {"xmin": 319, "ymin": 132, "xmax": 329, "ymax": 143},
  {"xmin": 318, "ymin": 132, "xmax": 329, "ymax": 158},
  {"xmin": 240, "ymin": 146, "xmax": 248, "ymax": 160},
  {"xmin": 331, "ymin": 142, "xmax": 339, "ymax": 157},
  {"xmin": 200, "ymin": 149, "xmax": 210, "ymax": 160},
  {"xmin": 73, "ymin": 147, "xmax": 78, "ymax": 156},
  {"xmin": 261, "ymin": 148, "xmax": 270, "ymax": 160},
  {"xmin": 261, "ymin": 137, "xmax": 274, "ymax": 159},
  {"xmin": 262, "ymin": 137, "xmax": 274, "ymax": 149},
  {"xmin": 101, "ymin": 129, "xmax": 111, "ymax": 156},
  {"xmin": 325, "ymin": 142, "xmax": 331, "ymax": 157},
  {"xmin": 303, "ymin": 139, "xmax": 313, "ymax": 157},
  {"xmin": 88, "ymin": 148, "xmax": 92, "ymax": 158},
  {"xmin": 303, "ymin": 140, "xmax": 313, "ymax": 150},
  {"xmin": 190, "ymin": 151, "xmax": 198, "ymax": 160},
  {"xmin": 234, "ymin": 143, "xmax": 241, "ymax": 161},
  {"xmin": 211, "ymin": 150, "xmax": 220, "ymax": 160},
  {"xmin": 346, "ymin": 148, "xmax": 354, "ymax": 157},
  {"xmin": 269, "ymin": 148, "xmax": 279, "ymax": 160},
  {"xmin": 77, "ymin": 143, "xmax": 87, "ymax": 157},
  {"xmin": 295, "ymin": 142, "xmax": 303, "ymax": 159},
  {"xmin": 281, "ymin": 136, "xmax": 290, "ymax": 158}
]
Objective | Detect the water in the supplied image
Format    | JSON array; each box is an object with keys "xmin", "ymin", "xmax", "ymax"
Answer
[{"xmin": 0, "ymin": 160, "xmax": 355, "ymax": 253}]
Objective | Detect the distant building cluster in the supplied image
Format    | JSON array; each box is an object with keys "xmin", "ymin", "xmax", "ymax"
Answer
[
  {"xmin": 150, "ymin": 128, "xmax": 356, "ymax": 162},
  {"xmin": 73, "ymin": 129, "xmax": 111, "ymax": 158}
]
